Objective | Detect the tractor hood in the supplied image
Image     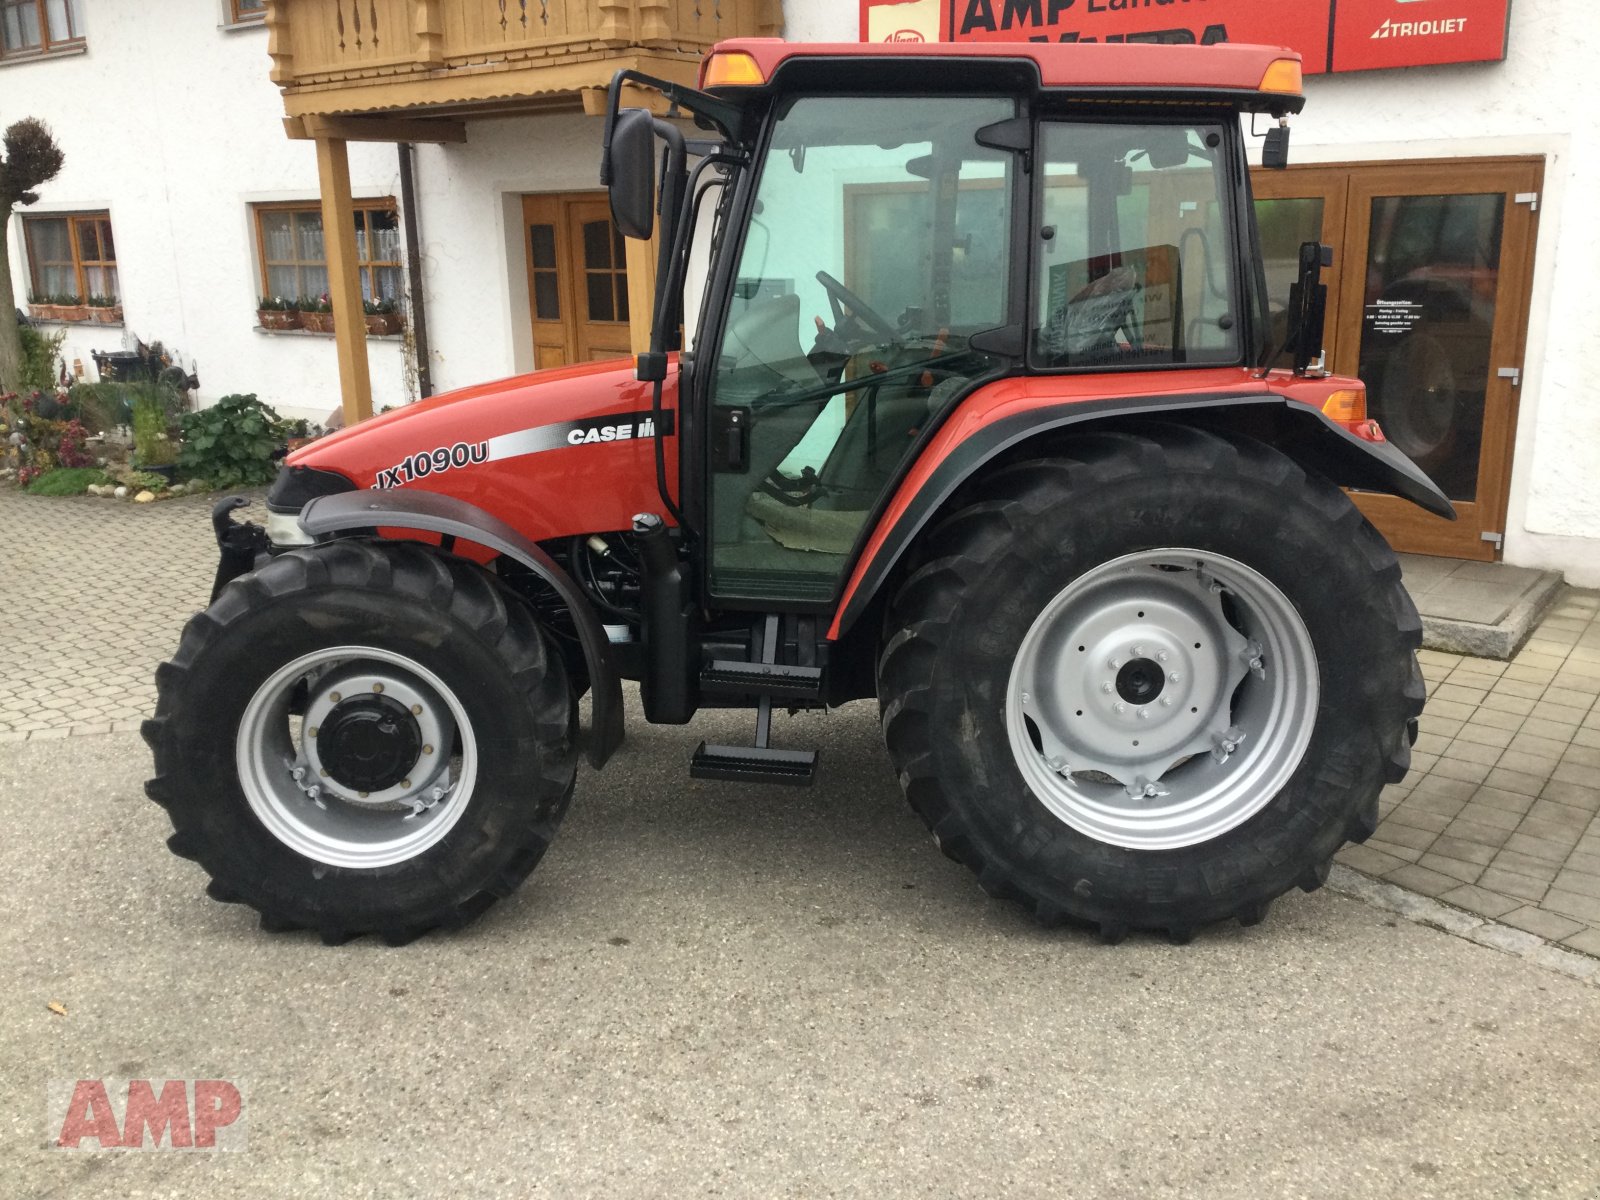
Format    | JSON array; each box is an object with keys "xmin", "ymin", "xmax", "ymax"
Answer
[{"xmin": 270, "ymin": 357, "xmax": 681, "ymax": 543}]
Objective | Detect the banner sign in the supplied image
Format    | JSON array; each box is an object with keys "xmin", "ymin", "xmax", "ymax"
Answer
[{"xmin": 859, "ymin": 0, "xmax": 1513, "ymax": 75}]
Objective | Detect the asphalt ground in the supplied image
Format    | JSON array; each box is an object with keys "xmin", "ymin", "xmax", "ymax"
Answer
[{"xmin": 6, "ymin": 699, "xmax": 1600, "ymax": 1199}]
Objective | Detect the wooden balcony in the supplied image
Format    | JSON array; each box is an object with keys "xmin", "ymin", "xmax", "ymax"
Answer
[{"xmin": 265, "ymin": 0, "xmax": 783, "ymax": 119}]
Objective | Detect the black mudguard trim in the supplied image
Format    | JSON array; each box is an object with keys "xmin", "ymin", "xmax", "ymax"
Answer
[
  {"xmin": 836, "ymin": 393, "xmax": 1454, "ymax": 638},
  {"xmin": 299, "ymin": 489, "xmax": 624, "ymax": 769}
]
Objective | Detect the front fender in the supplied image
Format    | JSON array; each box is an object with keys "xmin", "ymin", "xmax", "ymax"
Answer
[
  {"xmin": 831, "ymin": 393, "xmax": 1454, "ymax": 640},
  {"xmin": 299, "ymin": 489, "xmax": 624, "ymax": 769}
]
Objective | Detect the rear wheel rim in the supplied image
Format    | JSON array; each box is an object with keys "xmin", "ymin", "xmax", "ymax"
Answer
[
  {"xmin": 236, "ymin": 645, "xmax": 478, "ymax": 869},
  {"xmin": 1005, "ymin": 549, "xmax": 1319, "ymax": 851}
]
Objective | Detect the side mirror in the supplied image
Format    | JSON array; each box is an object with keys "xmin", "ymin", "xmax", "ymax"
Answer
[
  {"xmin": 606, "ymin": 108, "xmax": 657, "ymax": 240},
  {"xmin": 1288, "ymin": 241, "xmax": 1333, "ymax": 375},
  {"xmin": 1262, "ymin": 123, "xmax": 1291, "ymax": 170}
]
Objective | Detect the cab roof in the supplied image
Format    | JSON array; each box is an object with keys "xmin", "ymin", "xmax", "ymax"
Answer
[{"xmin": 701, "ymin": 38, "xmax": 1305, "ymax": 113}]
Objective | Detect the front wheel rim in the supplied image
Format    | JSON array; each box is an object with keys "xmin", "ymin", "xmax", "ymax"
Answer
[
  {"xmin": 236, "ymin": 645, "xmax": 479, "ymax": 869},
  {"xmin": 1005, "ymin": 549, "xmax": 1320, "ymax": 851}
]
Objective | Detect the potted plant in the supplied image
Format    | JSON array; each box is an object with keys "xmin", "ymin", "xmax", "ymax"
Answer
[
  {"xmin": 297, "ymin": 293, "xmax": 333, "ymax": 334},
  {"xmin": 88, "ymin": 295, "xmax": 122, "ymax": 324},
  {"xmin": 257, "ymin": 295, "xmax": 301, "ymax": 332},
  {"xmin": 363, "ymin": 296, "xmax": 403, "ymax": 336},
  {"xmin": 55, "ymin": 293, "xmax": 89, "ymax": 322},
  {"xmin": 27, "ymin": 293, "xmax": 57, "ymax": 321}
]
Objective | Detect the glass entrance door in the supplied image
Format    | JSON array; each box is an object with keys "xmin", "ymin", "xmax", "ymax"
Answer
[{"xmin": 1252, "ymin": 159, "xmax": 1542, "ymax": 560}]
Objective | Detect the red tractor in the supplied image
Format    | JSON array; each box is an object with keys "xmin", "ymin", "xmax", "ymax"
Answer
[{"xmin": 146, "ymin": 39, "xmax": 1448, "ymax": 945}]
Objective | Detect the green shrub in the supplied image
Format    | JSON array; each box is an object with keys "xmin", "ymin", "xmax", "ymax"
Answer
[
  {"xmin": 177, "ymin": 393, "xmax": 288, "ymax": 489},
  {"xmin": 25, "ymin": 467, "xmax": 109, "ymax": 496},
  {"xmin": 18, "ymin": 325, "xmax": 65, "ymax": 392},
  {"xmin": 130, "ymin": 389, "xmax": 178, "ymax": 467}
]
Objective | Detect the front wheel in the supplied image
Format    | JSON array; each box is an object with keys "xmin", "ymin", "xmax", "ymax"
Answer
[
  {"xmin": 878, "ymin": 425, "xmax": 1423, "ymax": 943},
  {"xmin": 144, "ymin": 540, "xmax": 576, "ymax": 945}
]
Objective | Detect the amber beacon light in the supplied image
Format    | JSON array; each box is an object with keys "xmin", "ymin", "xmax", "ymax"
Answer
[{"xmin": 703, "ymin": 51, "xmax": 766, "ymax": 87}]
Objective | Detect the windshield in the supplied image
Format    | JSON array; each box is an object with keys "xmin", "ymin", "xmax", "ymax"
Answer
[{"xmin": 705, "ymin": 94, "xmax": 1014, "ymax": 602}]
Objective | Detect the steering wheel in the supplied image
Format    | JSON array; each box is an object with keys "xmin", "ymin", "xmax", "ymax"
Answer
[{"xmin": 816, "ymin": 270, "xmax": 899, "ymax": 342}]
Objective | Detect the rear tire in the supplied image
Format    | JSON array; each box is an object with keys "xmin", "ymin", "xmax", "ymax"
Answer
[
  {"xmin": 877, "ymin": 424, "xmax": 1423, "ymax": 941},
  {"xmin": 144, "ymin": 540, "xmax": 576, "ymax": 945}
]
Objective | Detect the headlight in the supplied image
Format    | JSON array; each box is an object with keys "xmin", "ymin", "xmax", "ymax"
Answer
[{"xmin": 266, "ymin": 509, "xmax": 314, "ymax": 547}]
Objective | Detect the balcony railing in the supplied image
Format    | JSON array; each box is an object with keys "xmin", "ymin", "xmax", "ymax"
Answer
[{"xmin": 266, "ymin": 0, "xmax": 783, "ymax": 115}]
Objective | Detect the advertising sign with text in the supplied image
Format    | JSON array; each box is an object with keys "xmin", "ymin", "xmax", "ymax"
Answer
[{"xmin": 859, "ymin": 0, "xmax": 1513, "ymax": 75}]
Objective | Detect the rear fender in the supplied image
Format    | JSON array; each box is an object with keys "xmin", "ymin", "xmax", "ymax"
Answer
[
  {"xmin": 830, "ymin": 394, "xmax": 1454, "ymax": 641},
  {"xmin": 299, "ymin": 489, "xmax": 624, "ymax": 769}
]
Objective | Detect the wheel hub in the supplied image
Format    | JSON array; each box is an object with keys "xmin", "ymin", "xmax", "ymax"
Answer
[
  {"xmin": 1006, "ymin": 550, "xmax": 1320, "ymax": 850},
  {"xmin": 236, "ymin": 648, "xmax": 478, "ymax": 870},
  {"xmin": 1114, "ymin": 658, "xmax": 1164, "ymax": 705},
  {"xmin": 316, "ymin": 694, "xmax": 422, "ymax": 792}
]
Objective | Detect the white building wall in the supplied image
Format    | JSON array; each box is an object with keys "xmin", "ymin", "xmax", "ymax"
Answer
[
  {"xmin": 1, "ymin": 1, "xmax": 409, "ymax": 422},
  {"xmin": 4, "ymin": 1, "xmax": 1595, "ymax": 582}
]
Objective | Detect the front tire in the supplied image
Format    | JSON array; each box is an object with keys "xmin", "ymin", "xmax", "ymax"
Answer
[
  {"xmin": 878, "ymin": 425, "xmax": 1423, "ymax": 942},
  {"xmin": 144, "ymin": 540, "xmax": 577, "ymax": 945}
]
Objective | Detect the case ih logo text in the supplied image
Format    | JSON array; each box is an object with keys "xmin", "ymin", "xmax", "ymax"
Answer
[
  {"xmin": 1372, "ymin": 17, "xmax": 1467, "ymax": 38},
  {"xmin": 51, "ymin": 1079, "xmax": 246, "ymax": 1151}
]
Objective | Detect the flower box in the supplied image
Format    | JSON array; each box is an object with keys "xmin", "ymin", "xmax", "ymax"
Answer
[
  {"xmin": 364, "ymin": 311, "xmax": 403, "ymax": 336},
  {"xmin": 56, "ymin": 302, "xmax": 90, "ymax": 322},
  {"xmin": 258, "ymin": 308, "xmax": 303, "ymax": 331}
]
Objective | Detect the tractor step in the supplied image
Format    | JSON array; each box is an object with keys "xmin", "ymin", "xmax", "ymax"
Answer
[
  {"xmin": 690, "ymin": 742, "xmax": 818, "ymax": 786},
  {"xmin": 690, "ymin": 613, "xmax": 820, "ymax": 787},
  {"xmin": 700, "ymin": 659, "xmax": 823, "ymax": 700}
]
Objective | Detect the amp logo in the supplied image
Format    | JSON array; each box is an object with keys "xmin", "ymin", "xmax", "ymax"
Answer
[{"xmin": 50, "ymin": 1078, "xmax": 246, "ymax": 1151}]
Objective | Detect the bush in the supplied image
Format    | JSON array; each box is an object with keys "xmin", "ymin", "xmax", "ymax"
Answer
[
  {"xmin": 177, "ymin": 393, "xmax": 288, "ymax": 489},
  {"xmin": 130, "ymin": 389, "xmax": 177, "ymax": 467},
  {"xmin": 25, "ymin": 466, "xmax": 109, "ymax": 495},
  {"xmin": 66, "ymin": 382, "xmax": 128, "ymax": 433},
  {"xmin": 18, "ymin": 325, "xmax": 65, "ymax": 391}
]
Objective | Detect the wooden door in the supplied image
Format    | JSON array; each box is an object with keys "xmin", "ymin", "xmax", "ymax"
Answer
[
  {"xmin": 1251, "ymin": 159, "xmax": 1541, "ymax": 560},
  {"xmin": 522, "ymin": 193, "xmax": 632, "ymax": 369}
]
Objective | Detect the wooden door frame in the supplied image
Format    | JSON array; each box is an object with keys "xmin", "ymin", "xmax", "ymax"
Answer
[
  {"xmin": 522, "ymin": 191, "xmax": 658, "ymax": 370},
  {"xmin": 1250, "ymin": 156, "xmax": 1543, "ymax": 561}
]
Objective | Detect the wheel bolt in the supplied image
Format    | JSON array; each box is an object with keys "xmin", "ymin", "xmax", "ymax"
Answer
[
  {"xmin": 307, "ymin": 726, "xmax": 319, "ymax": 738},
  {"xmin": 373, "ymin": 683, "xmax": 385, "ymax": 694},
  {"xmin": 1157, "ymin": 651, "xmax": 1169, "ymax": 663},
  {"xmin": 1160, "ymin": 697, "xmax": 1174, "ymax": 707},
  {"xmin": 423, "ymin": 745, "xmax": 434, "ymax": 755},
  {"xmin": 1101, "ymin": 683, "xmax": 1114, "ymax": 694},
  {"xmin": 411, "ymin": 704, "xmax": 422, "ymax": 716},
  {"xmin": 1110, "ymin": 658, "xmax": 1123, "ymax": 670},
  {"xmin": 359, "ymin": 791, "xmax": 369, "ymax": 799},
  {"xmin": 1115, "ymin": 702, "xmax": 1127, "ymax": 714},
  {"xmin": 319, "ymin": 768, "xmax": 328, "ymax": 778},
  {"xmin": 329, "ymin": 692, "xmax": 341, "ymax": 703},
  {"xmin": 401, "ymin": 778, "xmax": 412, "ymax": 789},
  {"xmin": 1137, "ymin": 708, "xmax": 1150, "ymax": 720},
  {"xmin": 1132, "ymin": 645, "xmax": 1146, "ymax": 657},
  {"xmin": 1020, "ymin": 692, "xmax": 1031, "ymax": 705},
  {"xmin": 1169, "ymin": 672, "xmax": 1182, "ymax": 683}
]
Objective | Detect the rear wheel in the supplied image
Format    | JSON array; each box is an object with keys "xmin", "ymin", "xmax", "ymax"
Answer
[
  {"xmin": 144, "ymin": 540, "xmax": 576, "ymax": 945},
  {"xmin": 878, "ymin": 424, "xmax": 1423, "ymax": 942}
]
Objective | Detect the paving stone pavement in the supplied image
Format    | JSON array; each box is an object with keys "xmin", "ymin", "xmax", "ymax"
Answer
[
  {"xmin": 0, "ymin": 487, "xmax": 268, "ymax": 741},
  {"xmin": 1336, "ymin": 589, "xmax": 1600, "ymax": 960},
  {"xmin": 3, "ymin": 484, "xmax": 1598, "ymax": 956}
]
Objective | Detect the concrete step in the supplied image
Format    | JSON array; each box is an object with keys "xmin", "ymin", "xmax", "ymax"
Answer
[{"xmin": 1398, "ymin": 553, "xmax": 1565, "ymax": 660}]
